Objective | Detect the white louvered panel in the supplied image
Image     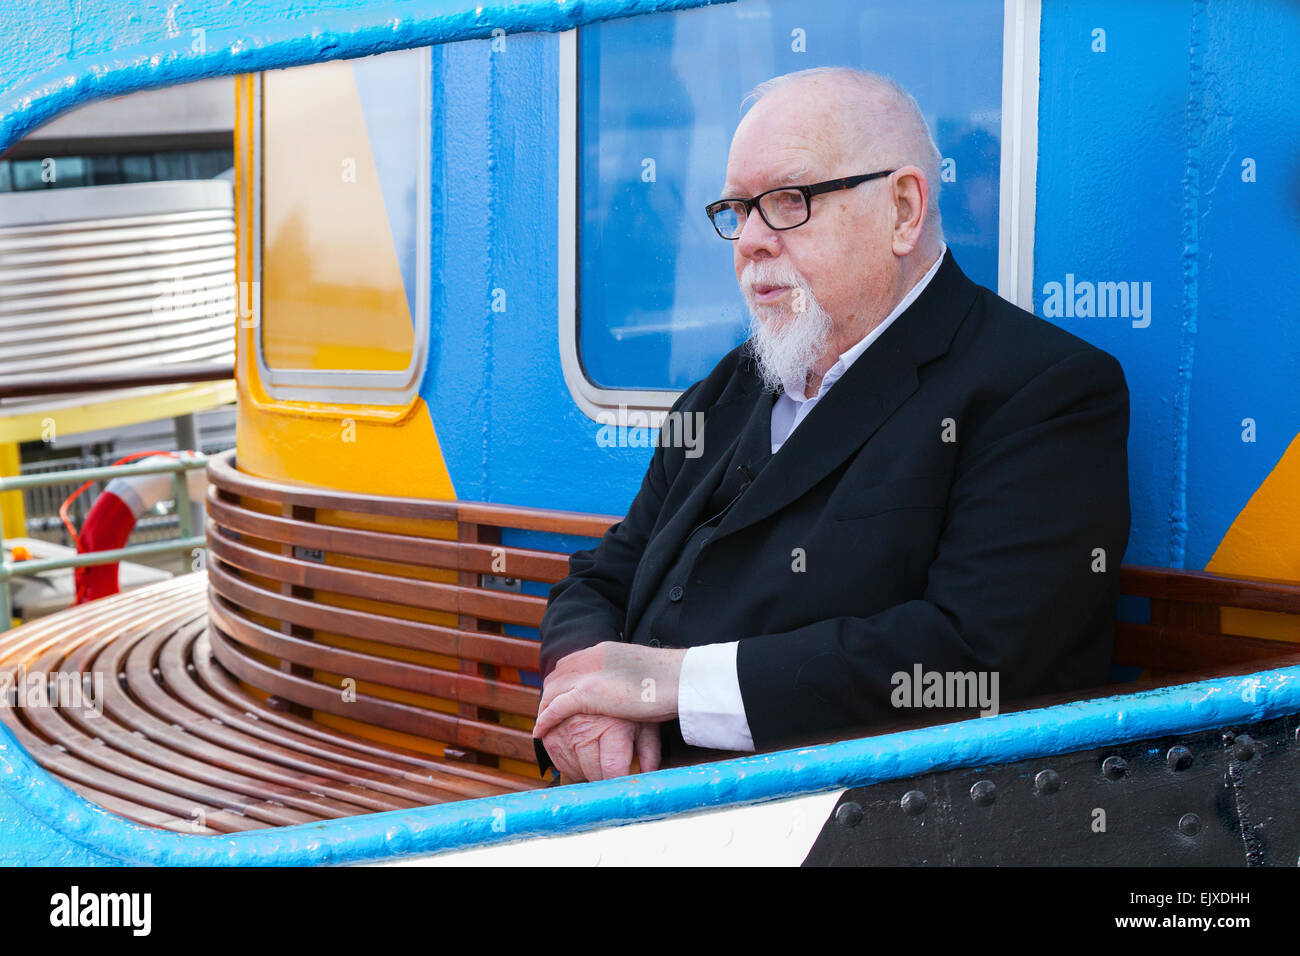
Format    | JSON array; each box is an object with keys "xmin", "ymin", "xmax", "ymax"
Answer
[
  {"xmin": 0, "ymin": 278, "xmax": 235, "ymax": 332},
  {"xmin": 0, "ymin": 180, "xmax": 235, "ymax": 393},
  {"xmin": 0, "ymin": 264, "xmax": 233, "ymax": 311},
  {"xmin": 0, "ymin": 312, "xmax": 232, "ymax": 360}
]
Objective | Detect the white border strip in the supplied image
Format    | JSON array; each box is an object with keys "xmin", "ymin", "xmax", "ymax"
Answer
[
  {"xmin": 251, "ymin": 48, "xmax": 432, "ymax": 405},
  {"xmin": 998, "ymin": 0, "xmax": 1041, "ymax": 309}
]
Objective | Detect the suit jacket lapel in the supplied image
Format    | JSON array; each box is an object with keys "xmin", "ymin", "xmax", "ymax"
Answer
[
  {"xmin": 624, "ymin": 382, "xmax": 773, "ymax": 637},
  {"xmin": 713, "ymin": 248, "xmax": 977, "ymax": 542}
]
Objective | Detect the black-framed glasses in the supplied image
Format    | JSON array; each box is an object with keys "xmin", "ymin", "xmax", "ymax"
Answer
[{"xmin": 704, "ymin": 169, "xmax": 896, "ymax": 240}]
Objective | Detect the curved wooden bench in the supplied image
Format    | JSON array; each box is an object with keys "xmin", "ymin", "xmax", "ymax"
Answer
[
  {"xmin": 0, "ymin": 575, "xmax": 539, "ymax": 833},
  {"xmin": 5, "ymin": 448, "xmax": 1300, "ymax": 833},
  {"xmin": 203, "ymin": 449, "xmax": 620, "ymax": 775}
]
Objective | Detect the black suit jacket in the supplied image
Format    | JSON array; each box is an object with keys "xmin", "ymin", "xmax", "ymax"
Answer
[{"xmin": 537, "ymin": 249, "xmax": 1130, "ymax": 764}]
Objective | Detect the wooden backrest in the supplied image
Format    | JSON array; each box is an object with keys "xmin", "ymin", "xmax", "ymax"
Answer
[
  {"xmin": 204, "ymin": 451, "xmax": 618, "ymax": 776},
  {"xmin": 206, "ymin": 451, "xmax": 1300, "ymax": 772},
  {"xmin": 1115, "ymin": 566, "xmax": 1300, "ymax": 677}
]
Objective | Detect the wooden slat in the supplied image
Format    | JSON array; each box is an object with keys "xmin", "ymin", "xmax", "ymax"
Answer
[
  {"xmin": 207, "ymin": 562, "xmax": 540, "ymax": 669},
  {"xmin": 0, "ymin": 575, "xmax": 540, "ymax": 832},
  {"xmin": 1114, "ymin": 622, "xmax": 1300, "ymax": 672},
  {"xmin": 1122, "ymin": 565, "xmax": 1300, "ymax": 614},
  {"xmin": 19, "ymin": 625, "xmax": 357, "ymax": 825},
  {"xmin": 208, "ymin": 448, "xmax": 619, "ymax": 538},
  {"xmin": 188, "ymin": 631, "xmax": 539, "ymax": 793},
  {"xmin": 207, "ymin": 624, "xmax": 538, "ymax": 764},
  {"xmin": 207, "ymin": 528, "xmax": 548, "ymax": 628},
  {"xmin": 160, "ymin": 631, "xmax": 522, "ymax": 800},
  {"xmin": 208, "ymin": 594, "xmax": 540, "ymax": 717},
  {"xmin": 206, "ymin": 488, "xmax": 573, "ymax": 583}
]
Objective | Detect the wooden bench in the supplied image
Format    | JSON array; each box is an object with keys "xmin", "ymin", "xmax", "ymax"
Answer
[
  {"xmin": 2, "ymin": 449, "xmax": 1298, "ymax": 832},
  {"xmin": 1115, "ymin": 566, "xmax": 1300, "ymax": 677}
]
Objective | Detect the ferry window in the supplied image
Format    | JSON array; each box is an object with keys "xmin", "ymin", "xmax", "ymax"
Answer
[
  {"xmin": 575, "ymin": 0, "xmax": 1005, "ymax": 392},
  {"xmin": 255, "ymin": 46, "xmax": 430, "ymax": 405}
]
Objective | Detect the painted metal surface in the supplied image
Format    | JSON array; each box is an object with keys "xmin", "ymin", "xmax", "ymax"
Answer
[
  {"xmin": 805, "ymin": 715, "xmax": 1300, "ymax": 865},
  {"xmin": 3, "ymin": 658, "xmax": 1299, "ymax": 864},
  {"xmin": 0, "ymin": 0, "xmax": 733, "ymax": 155},
  {"xmin": 1034, "ymin": 0, "xmax": 1300, "ymax": 586}
]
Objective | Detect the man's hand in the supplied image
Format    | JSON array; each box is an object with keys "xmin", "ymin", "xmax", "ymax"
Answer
[
  {"xmin": 534, "ymin": 642, "xmax": 687, "ymax": 740},
  {"xmin": 540, "ymin": 714, "xmax": 661, "ymax": 782}
]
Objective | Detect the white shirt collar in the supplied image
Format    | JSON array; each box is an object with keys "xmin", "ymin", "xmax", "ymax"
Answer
[{"xmin": 783, "ymin": 243, "xmax": 948, "ymax": 401}]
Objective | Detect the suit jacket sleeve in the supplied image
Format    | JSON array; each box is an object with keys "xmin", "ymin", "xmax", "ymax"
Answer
[
  {"xmin": 532, "ymin": 382, "xmax": 704, "ymax": 773},
  {"xmin": 735, "ymin": 347, "xmax": 1131, "ymax": 750},
  {"xmin": 538, "ymin": 380, "xmax": 703, "ymax": 678}
]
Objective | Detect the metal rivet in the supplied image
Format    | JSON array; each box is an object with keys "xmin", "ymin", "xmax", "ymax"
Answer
[
  {"xmin": 1101, "ymin": 756, "xmax": 1128, "ymax": 780},
  {"xmin": 970, "ymin": 780, "xmax": 996, "ymax": 806},
  {"xmin": 1232, "ymin": 735, "xmax": 1256, "ymax": 761},
  {"xmin": 900, "ymin": 790, "xmax": 927, "ymax": 815},
  {"xmin": 1178, "ymin": 812, "xmax": 1200, "ymax": 836},
  {"xmin": 1034, "ymin": 769, "xmax": 1061, "ymax": 794},
  {"xmin": 1167, "ymin": 745, "xmax": 1194, "ymax": 771},
  {"xmin": 835, "ymin": 801, "xmax": 863, "ymax": 828}
]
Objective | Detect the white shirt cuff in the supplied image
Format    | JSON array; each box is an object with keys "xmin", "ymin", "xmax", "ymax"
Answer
[{"xmin": 677, "ymin": 641, "xmax": 755, "ymax": 752}]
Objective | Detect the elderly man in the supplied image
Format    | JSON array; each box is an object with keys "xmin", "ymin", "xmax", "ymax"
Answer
[{"xmin": 532, "ymin": 67, "xmax": 1130, "ymax": 782}]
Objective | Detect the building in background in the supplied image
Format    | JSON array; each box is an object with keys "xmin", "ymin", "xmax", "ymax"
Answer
[{"xmin": 0, "ymin": 78, "xmax": 236, "ymax": 555}]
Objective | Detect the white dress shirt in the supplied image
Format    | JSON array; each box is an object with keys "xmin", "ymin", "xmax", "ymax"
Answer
[{"xmin": 677, "ymin": 245, "xmax": 948, "ymax": 752}]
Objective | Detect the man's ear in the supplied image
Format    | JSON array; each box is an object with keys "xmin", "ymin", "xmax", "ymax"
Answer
[{"xmin": 889, "ymin": 164, "xmax": 929, "ymax": 256}]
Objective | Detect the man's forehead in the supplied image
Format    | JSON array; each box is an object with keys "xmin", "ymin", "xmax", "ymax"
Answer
[
  {"xmin": 723, "ymin": 117, "xmax": 847, "ymax": 194},
  {"xmin": 720, "ymin": 160, "xmax": 815, "ymax": 196}
]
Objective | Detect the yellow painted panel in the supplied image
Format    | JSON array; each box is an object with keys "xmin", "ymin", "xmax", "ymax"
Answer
[
  {"xmin": 498, "ymin": 757, "xmax": 540, "ymax": 779},
  {"xmin": 314, "ymin": 631, "xmax": 462, "ymax": 672},
  {"xmin": 1219, "ymin": 608, "xmax": 1300, "ymax": 644},
  {"xmin": 1208, "ymin": 431, "xmax": 1300, "ymax": 582},
  {"xmin": 312, "ymin": 588, "xmax": 458, "ymax": 629},
  {"xmin": 235, "ymin": 74, "xmax": 457, "ymax": 496},
  {"xmin": 0, "ymin": 443, "xmax": 25, "ymax": 540},
  {"xmin": 312, "ymin": 668, "xmax": 459, "ymax": 715},
  {"xmin": 233, "ymin": 390, "xmax": 456, "ymax": 498},
  {"xmin": 1206, "ymin": 430, "xmax": 1300, "ymax": 640},
  {"xmin": 0, "ymin": 383, "xmax": 236, "ymax": 445},
  {"xmin": 312, "ymin": 711, "xmax": 450, "ymax": 758}
]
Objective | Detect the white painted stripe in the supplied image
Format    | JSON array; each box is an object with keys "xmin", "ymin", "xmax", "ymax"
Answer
[
  {"xmin": 998, "ymin": 0, "xmax": 1041, "ymax": 310},
  {"xmin": 369, "ymin": 789, "xmax": 845, "ymax": 866}
]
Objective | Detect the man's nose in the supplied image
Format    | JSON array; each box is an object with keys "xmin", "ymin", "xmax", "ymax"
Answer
[{"xmin": 735, "ymin": 207, "xmax": 782, "ymax": 260}]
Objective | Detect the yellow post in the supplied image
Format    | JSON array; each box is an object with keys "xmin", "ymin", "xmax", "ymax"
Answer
[{"xmin": 0, "ymin": 442, "xmax": 25, "ymax": 542}]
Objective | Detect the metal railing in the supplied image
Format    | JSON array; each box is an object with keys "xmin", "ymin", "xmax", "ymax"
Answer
[{"xmin": 0, "ymin": 454, "xmax": 209, "ymax": 631}]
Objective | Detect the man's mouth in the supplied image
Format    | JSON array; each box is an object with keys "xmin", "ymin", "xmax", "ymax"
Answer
[{"xmin": 752, "ymin": 284, "xmax": 790, "ymax": 303}]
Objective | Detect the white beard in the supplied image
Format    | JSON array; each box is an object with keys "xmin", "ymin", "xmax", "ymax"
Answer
[{"xmin": 740, "ymin": 262, "xmax": 835, "ymax": 395}]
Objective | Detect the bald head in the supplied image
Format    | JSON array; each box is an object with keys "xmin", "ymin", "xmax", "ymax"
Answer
[
  {"xmin": 720, "ymin": 67, "xmax": 947, "ymax": 396},
  {"xmin": 739, "ymin": 68, "xmax": 944, "ymax": 236}
]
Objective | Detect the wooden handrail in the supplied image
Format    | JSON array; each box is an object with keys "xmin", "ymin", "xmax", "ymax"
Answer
[
  {"xmin": 206, "ymin": 448, "xmax": 619, "ymax": 538},
  {"xmin": 1121, "ymin": 565, "xmax": 1300, "ymax": 614}
]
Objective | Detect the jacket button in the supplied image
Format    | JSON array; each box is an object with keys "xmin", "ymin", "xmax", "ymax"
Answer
[
  {"xmin": 668, "ymin": 585, "xmax": 684, "ymax": 602},
  {"xmin": 648, "ymin": 639, "xmax": 661, "ymax": 648}
]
